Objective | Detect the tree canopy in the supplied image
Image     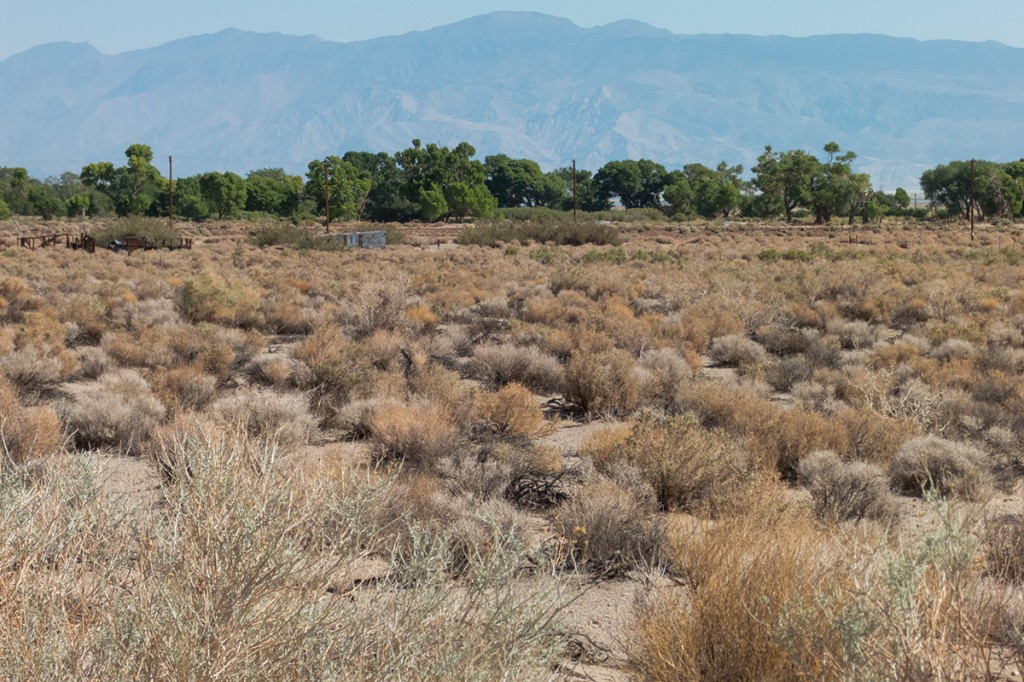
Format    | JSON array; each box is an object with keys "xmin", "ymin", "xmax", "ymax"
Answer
[{"xmin": 3, "ymin": 138, "xmax": 1019, "ymax": 227}]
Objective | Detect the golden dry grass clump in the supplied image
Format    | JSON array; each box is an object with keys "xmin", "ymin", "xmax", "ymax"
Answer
[
  {"xmin": 0, "ymin": 376, "xmax": 63, "ymax": 463},
  {"xmin": 472, "ymin": 382, "xmax": 554, "ymax": 438}
]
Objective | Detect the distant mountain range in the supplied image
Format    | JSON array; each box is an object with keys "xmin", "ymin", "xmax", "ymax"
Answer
[{"xmin": 2, "ymin": 11, "xmax": 1024, "ymax": 188}]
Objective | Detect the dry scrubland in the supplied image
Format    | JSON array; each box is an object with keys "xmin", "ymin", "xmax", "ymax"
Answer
[{"xmin": 4, "ymin": 216, "xmax": 1024, "ymax": 679}]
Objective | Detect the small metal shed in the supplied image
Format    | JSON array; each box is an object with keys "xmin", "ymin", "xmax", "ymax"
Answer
[{"xmin": 337, "ymin": 230, "xmax": 386, "ymax": 249}]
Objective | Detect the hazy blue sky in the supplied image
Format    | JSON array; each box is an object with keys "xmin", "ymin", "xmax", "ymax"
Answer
[{"xmin": 4, "ymin": 0, "xmax": 1024, "ymax": 59}]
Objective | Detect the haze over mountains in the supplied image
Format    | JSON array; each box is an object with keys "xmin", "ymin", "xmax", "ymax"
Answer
[{"xmin": 2, "ymin": 11, "xmax": 1023, "ymax": 188}]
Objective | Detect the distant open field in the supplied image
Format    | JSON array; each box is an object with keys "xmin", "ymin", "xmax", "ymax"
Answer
[{"xmin": 2, "ymin": 215, "xmax": 1024, "ymax": 680}]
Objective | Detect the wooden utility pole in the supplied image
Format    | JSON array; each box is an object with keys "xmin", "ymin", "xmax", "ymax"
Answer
[
  {"xmin": 168, "ymin": 156, "xmax": 174, "ymax": 230},
  {"xmin": 572, "ymin": 159, "xmax": 577, "ymax": 224},
  {"xmin": 970, "ymin": 159, "xmax": 976, "ymax": 242},
  {"xmin": 324, "ymin": 161, "xmax": 331, "ymax": 233}
]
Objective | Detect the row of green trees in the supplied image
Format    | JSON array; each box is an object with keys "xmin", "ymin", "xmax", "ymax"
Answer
[{"xmin": 2, "ymin": 141, "xmax": 1023, "ymax": 224}]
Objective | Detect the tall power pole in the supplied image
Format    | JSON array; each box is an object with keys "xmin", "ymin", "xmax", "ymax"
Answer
[{"xmin": 168, "ymin": 156, "xmax": 174, "ymax": 230}]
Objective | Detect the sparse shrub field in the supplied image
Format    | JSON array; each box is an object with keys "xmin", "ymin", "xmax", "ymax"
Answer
[{"xmin": 1, "ymin": 214, "xmax": 1024, "ymax": 679}]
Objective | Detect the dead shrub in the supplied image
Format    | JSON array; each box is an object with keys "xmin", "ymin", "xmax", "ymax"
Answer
[
  {"xmin": 564, "ymin": 348, "xmax": 642, "ymax": 416},
  {"xmin": 244, "ymin": 353, "xmax": 311, "ymax": 388},
  {"xmin": 0, "ymin": 276, "xmax": 41, "ymax": 322},
  {"xmin": 631, "ymin": 496, "xmax": 844, "ymax": 682},
  {"xmin": 889, "ymin": 436, "xmax": 992, "ymax": 500},
  {"xmin": 210, "ymin": 389, "xmax": 318, "ymax": 450},
  {"xmin": 620, "ymin": 413, "xmax": 752, "ymax": 514},
  {"xmin": 765, "ymin": 355, "xmax": 815, "ymax": 392},
  {"xmin": 0, "ymin": 378, "xmax": 63, "ymax": 463},
  {"xmin": 1, "ymin": 347, "xmax": 62, "ymax": 394},
  {"xmin": 746, "ymin": 407, "xmax": 850, "ymax": 479},
  {"xmin": 472, "ymin": 383, "xmax": 553, "ymax": 438},
  {"xmin": 984, "ymin": 515, "xmax": 1024, "ymax": 583},
  {"xmin": 708, "ymin": 334, "xmax": 768, "ymax": 368},
  {"xmin": 177, "ymin": 272, "xmax": 261, "ymax": 328},
  {"xmin": 639, "ymin": 347, "xmax": 693, "ymax": 408},
  {"xmin": 344, "ymin": 275, "xmax": 411, "ymax": 338},
  {"xmin": 150, "ymin": 363, "xmax": 218, "ymax": 411},
  {"xmin": 468, "ymin": 344, "xmax": 563, "ymax": 394},
  {"xmin": 73, "ymin": 346, "xmax": 110, "ymax": 380},
  {"xmin": 293, "ymin": 326, "xmax": 375, "ymax": 414},
  {"xmin": 797, "ymin": 450, "xmax": 896, "ymax": 522},
  {"xmin": 553, "ymin": 480, "xmax": 664, "ymax": 575},
  {"xmin": 837, "ymin": 407, "xmax": 919, "ymax": 467},
  {"xmin": 60, "ymin": 370, "xmax": 166, "ymax": 455},
  {"xmin": 368, "ymin": 401, "xmax": 458, "ymax": 468}
]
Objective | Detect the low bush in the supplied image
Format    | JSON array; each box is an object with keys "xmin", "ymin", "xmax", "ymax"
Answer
[
  {"xmin": 748, "ymin": 407, "xmax": 850, "ymax": 479},
  {"xmin": 707, "ymin": 334, "xmax": 768, "ymax": 368},
  {"xmin": 343, "ymin": 276, "xmax": 411, "ymax": 338},
  {"xmin": 74, "ymin": 346, "xmax": 110, "ymax": 380},
  {"xmin": 564, "ymin": 348, "xmax": 642, "ymax": 416},
  {"xmin": 0, "ymin": 276, "xmax": 41, "ymax": 323},
  {"xmin": 631, "ymin": 497, "xmax": 844, "ymax": 682},
  {"xmin": 457, "ymin": 220, "xmax": 622, "ymax": 247},
  {"xmin": 293, "ymin": 327, "xmax": 375, "ymax": 415},
  {"xmin": 837, "ymin": 407, "xmax": 919, "ymax": 467},
  {"xmin": 639, "ymin": 347, "xmax": 693, "ymax": 408},
  {"xmin": 177, "ymin": 273, "xmax": 261, "ymax": 327},
  {"xmin": 984, "ymin": 514, "xmax": 1024, "ymax": 583},
  {"xmin": 149, "ymin": 364, "xmax": 219, "ymax": 412},
  {"xmin": 0, "ymin": 378, "xmax": 63, "ymax": 463},
  {"xmin": 889, "ymin": 436, "xmax": 992, "ymax": 500},
  {"xmin": 60, "ymin": 370, "xmax": 166, "ymax": 455},
  {"xmin": 468, "ymin": 344, "xmax": 563, "ymax": 394},
  {"xmin": 210, "ymin": 388, "xmax": 318, "ymax": 450},
  {"xmin": 91, "ymin": 217, "xmax": 181, "ymax": 248},
  {"xmin": 765, "ymin": 355, "xmax": 815, "ymax": 392},
  {"xmin": 250, "ymin": 224, "xmax": 342, "ymax": 250},
  {"xmin": 244, "ymin": 353, "xmax": 311, "ymax": 388},
  {"xmin": 620, "ymin": 412, "xmax": 752, "ymax": 514},
  {"xmin": 830, "ymin": 320, "xmax": 878, "ymax": 350},
  {"xmin": 0, "ymin": 346, "xmax": 62, "ymax": 394},
  {"xmin": 552, "ymin": 480, "xmax": 664, "ymax": 575},
  {"xmin": 797, "ymin": 450, "xmax": 895, "ymax": 522},
  {"xmin": 472, "ymin": 383, "xmax": 553, "ymax": 438},
  {"xmin": 368, "ymin": 401, "xmax": 458, "ymax": 468}
]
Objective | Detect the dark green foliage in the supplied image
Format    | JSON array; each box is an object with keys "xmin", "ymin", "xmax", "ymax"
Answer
[
  {"xmin": 664, "ymin": 162, "xmax": 744, "ymax": 218},
  {"xmin": 200, "ymin": 172, "xmax": 247, "ymax": 219},
  {"xmin": 81, "ymin": 144, "xmax": 165, "ymax": 217},
  {"xmin": 594, "ymin": 159, "xmax": 670, "ymax": 210},
  {"xmin": 921, "ymin": 159, "xmax": 1023, "ymax": 220},
  {"xmin": 484, "ymin": 154, "xmax": 562, "ymax": 208},
  {"xmin": 245, "ymin": 168, "xmax": 303, "ymax": 217},
  {"xmin": 342, "ymin": 152, "xmax": 412, "ymax": 221},
  {"xmin": 305, "ymin": 157, "xmax": 371, "ymax": 225},
  {"xmin": 394, "ymin": 140, "xmax": 494, "ymax": 221}
]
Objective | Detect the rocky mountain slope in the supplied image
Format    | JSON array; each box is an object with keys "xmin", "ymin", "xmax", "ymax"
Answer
[{"xmin": 3, "ymin": 11, "xmax": 1023, "ymax": 187}]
